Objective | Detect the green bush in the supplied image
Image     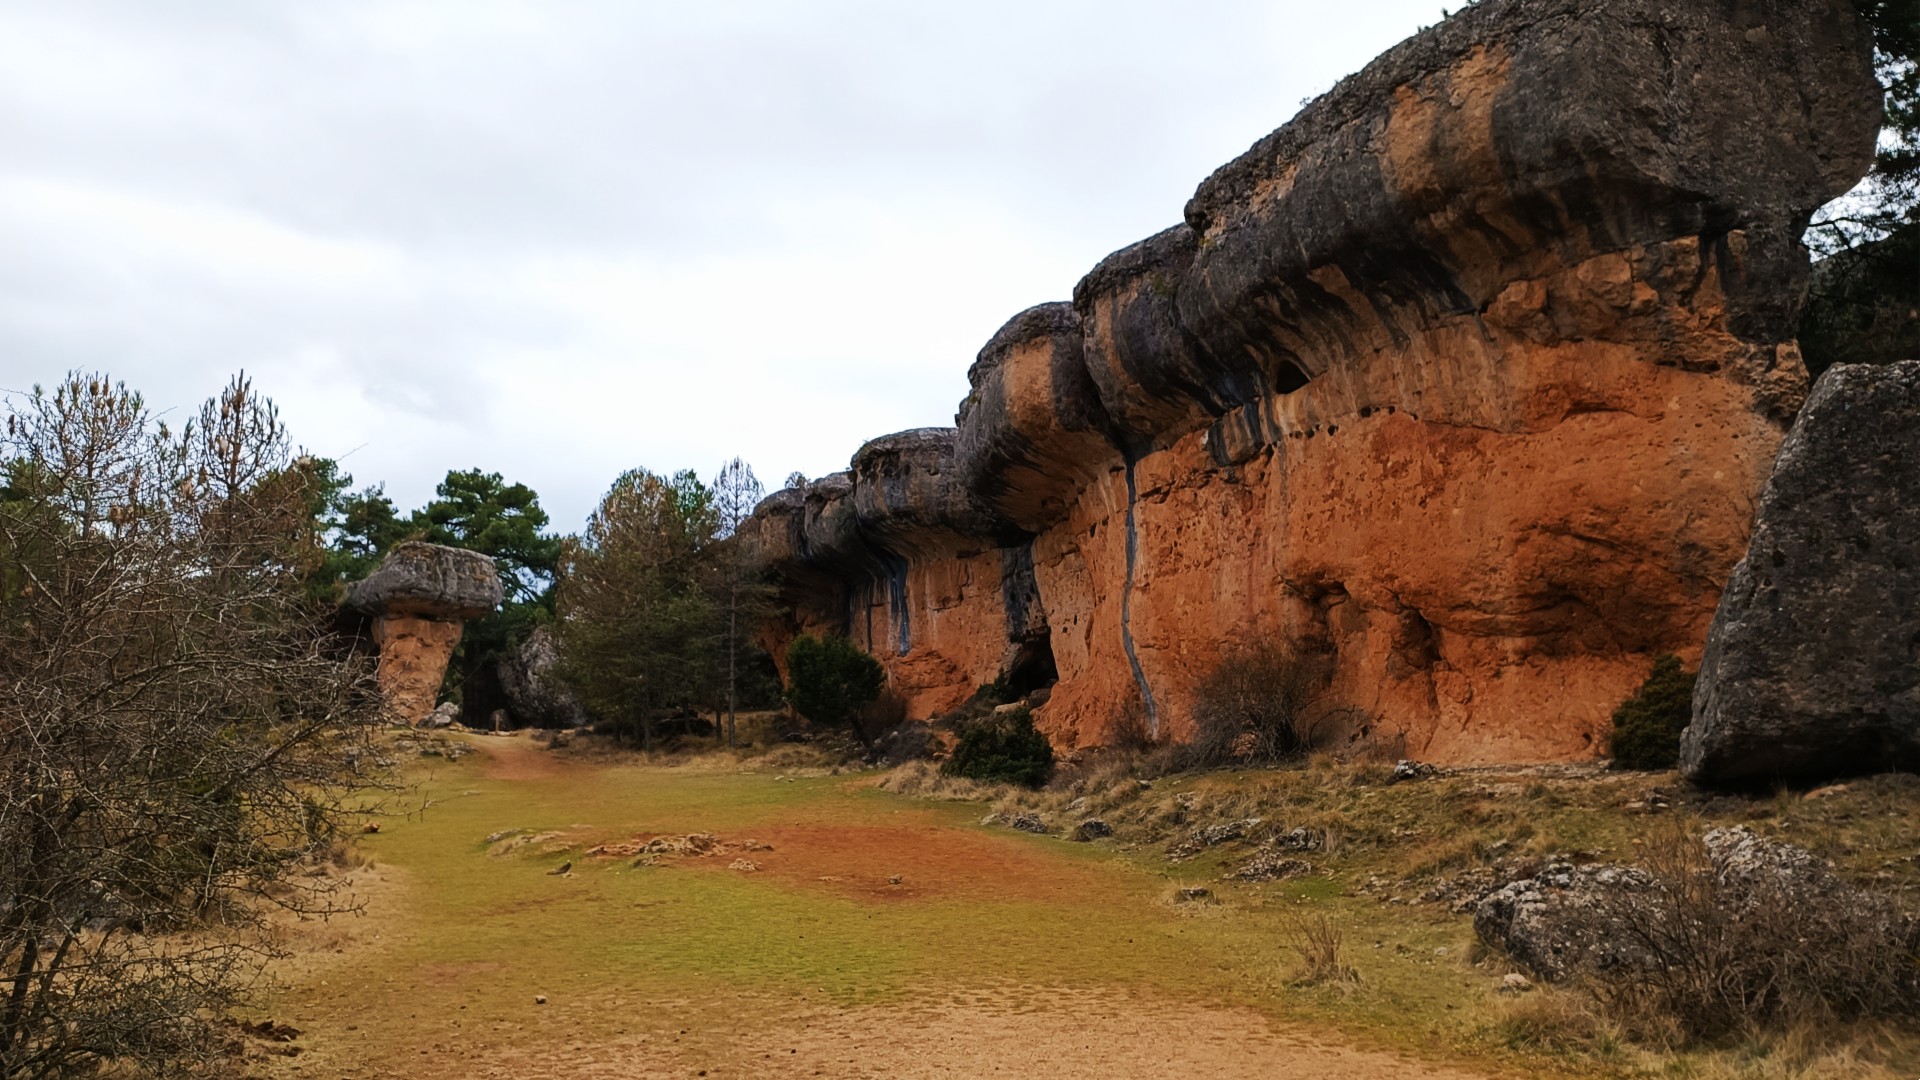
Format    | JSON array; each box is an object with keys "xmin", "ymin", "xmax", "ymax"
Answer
[
  {"xmin": 785, "ymin": 635, "xmax": 886, "ymax": 749},
  {"xmin": 943, "ymin": 706, "xmax": 1054, "ymax": 787},
  {"xmin": 1609, "ymin": 655, "xmax": 1697, "ymax": 770}
]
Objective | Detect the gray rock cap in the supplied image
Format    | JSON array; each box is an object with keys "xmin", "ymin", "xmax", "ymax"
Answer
[{"xmin": 346, "ymin": 541, "xmax": 503, "ymax": 621}]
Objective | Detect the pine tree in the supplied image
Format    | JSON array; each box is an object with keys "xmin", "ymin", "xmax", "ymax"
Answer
[
  {"xmin": 710, "ymin": 458, "xmax": 772, "ymax": 748},
  {"xmin": 555, "ymin": 469, "xmax": 716, "ymax": 750}
]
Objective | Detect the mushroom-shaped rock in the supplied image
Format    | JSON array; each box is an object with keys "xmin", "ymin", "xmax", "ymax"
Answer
[
  {"xmin": 348, "ymin": 542, "xmax": 502, "ymax": 726},
  {"xmin": 1074, "ymin": 226, "xmax": 1255, "ymax": 451},
  {"xmin": 347, "ymin": 541, "xmax": 503, "ymax": 620},
  {"xmin": 850, "ymin": 428, "xmax": 1012, "ymax": 556},
  {"xmin": 1178, "ymin": 0, "xmax": 1881, "ymax": 407}
]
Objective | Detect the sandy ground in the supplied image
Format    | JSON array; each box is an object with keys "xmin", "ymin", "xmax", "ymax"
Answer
[{"xmin": 415, "ymin": 989, "xmax": 1491, "ymax": 1079}]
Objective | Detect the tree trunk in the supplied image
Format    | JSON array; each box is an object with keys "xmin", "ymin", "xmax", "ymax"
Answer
[{"xmin": 726, "ymin": 592, "xmax": 738, "ymax": 749}]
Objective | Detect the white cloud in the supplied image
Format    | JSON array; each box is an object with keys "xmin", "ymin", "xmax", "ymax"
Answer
[{"xmin": 0, "ymin": 0, "xmax": 1446, "ymax": 529}]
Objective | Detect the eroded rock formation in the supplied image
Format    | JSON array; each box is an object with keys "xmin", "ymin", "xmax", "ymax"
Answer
[
  {"xmin": 1683, "ymin": 362, "xmax": 1920, "ymax": 787},
  {"xmin": 748, "ymin": 0, "xmax": 1883, "ymax": 762},
  {"xmin": 498, "ymin": 627, "xmax": 590, "ymax": 729},
  {"xmin": 345, "ymin": 542, "xmax": 502, "ymax": 725}
]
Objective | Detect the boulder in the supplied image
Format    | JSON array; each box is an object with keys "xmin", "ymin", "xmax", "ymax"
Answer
[
  {"xmin": 1475, "ymin": 827, "xmax": 1913, "ymax": 983},
  {"xmin": 498, "ymin": 627, "xmax": 588, "ymax": 729},
  {"xmin": 346, "ymin": 541, "xmax": 502, "ymax": 621},
  {"xmin": 1684, "ymin": 361, "xmax": 1920, "ymax": 786},
  {"xmin": 1167, "ymin": 819, "xmax": 1262, "ymax": 860},
  {"xmin": 1071, "ymin": 818, "xmax": 1114, "ymax": 842},
  {"xmin": 1390, "ymin": 761, "xmax": 1437, "ymax": 784},
  {"xmin": 1228, "ymin": 851, "xmax": 1311, "ymax": 882},
  {"xmin": 1007, "ymin": 812, "xmax": 1049, "ymax": 835},
  {"xmin": 1473, "ymin": 861, "xmax": 1660, "ymax": 981}
]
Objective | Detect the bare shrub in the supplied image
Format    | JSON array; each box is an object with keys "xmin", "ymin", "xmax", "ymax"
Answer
[
  {"xmin": 1105, "ymin": 696, "xmax": 1156, "ymax": 754},
  {"xmin": 1583, "ymin": 824, "xmax": 1920, "ymax": 1042},
  {"xmin": 1285, "ymin": 913, "xmax": 1359, "ymax": 986},
  {"xmin": 1188, "ymin": 642, "xmax": 1330, "ymax": 767},
  {"xmin": 0, "ymin": 373, "xmax": 382, "ymax": 1077},
  {"xmin": 860, "ymin": 686, "xmax": 909, "ymax": 751}
]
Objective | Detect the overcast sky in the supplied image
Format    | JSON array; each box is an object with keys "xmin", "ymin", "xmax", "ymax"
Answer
[{"xmin": 1, "ymin": 0, "xmax": 1449, "ymax": 532}]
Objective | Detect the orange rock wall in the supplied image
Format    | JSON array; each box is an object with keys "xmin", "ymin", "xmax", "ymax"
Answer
[
  {"xmin": 1030, "ymin": 248, "xmax": 1792, "ymax": 758},
  {"xmin": 842, "ymin": 549, "xmax": 1017, "ymax": 719}
]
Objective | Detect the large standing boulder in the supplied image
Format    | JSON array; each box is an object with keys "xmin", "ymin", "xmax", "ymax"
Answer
[
  {"xmin": 346, "ymin": 542, "xmax": 503, "ymax": 725},
  {"xmin": 497, "ymin": 627, "xmax": 588, "ymax": 729},
  {"xmin": 1683, "ymin": 362, "xmax": 1920, "ymax": 786}
]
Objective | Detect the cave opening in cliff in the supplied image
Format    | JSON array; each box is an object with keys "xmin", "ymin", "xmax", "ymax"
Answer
[
  {"xmin": 1271, "ymin": 359, "xmax": 1311, "ymax": 394},
  {"xmin": 1003, "ymin": 634, "xmax": 1058, "ymax": 698}
]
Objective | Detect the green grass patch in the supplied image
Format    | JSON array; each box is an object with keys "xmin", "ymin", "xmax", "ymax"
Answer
[{"xmin": 264, "ymin": 736, "xmax": 1920, "ymax": 1080}]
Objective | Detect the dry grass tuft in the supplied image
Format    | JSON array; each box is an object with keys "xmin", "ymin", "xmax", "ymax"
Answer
[
  {"xmin": 1491, "ymin": 988, "xmax": 1615, "ymax": 1056},
  {"xmin": 1285, "ymin": 913, "xmax": 1359, "ymax": 987},
  {"xmin": 876, "ymin": 760, "xmax": 1008, "ymax": 801}
]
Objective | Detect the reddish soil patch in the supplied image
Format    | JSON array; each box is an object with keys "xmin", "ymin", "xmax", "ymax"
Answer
[{"xmin": 689, "ymin": 823, "xmax": 1115, "ymax": 905}]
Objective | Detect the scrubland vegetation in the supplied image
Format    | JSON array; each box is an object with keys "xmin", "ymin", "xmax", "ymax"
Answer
[{"xmin": 0, "ymin": 374, "xmax": 383, "ymax": 1077}]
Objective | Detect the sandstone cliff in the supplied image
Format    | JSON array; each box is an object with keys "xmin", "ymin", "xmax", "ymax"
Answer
[{"xmin": 748, "ymin": 0, "xmax": 1883, "ymax": 763}]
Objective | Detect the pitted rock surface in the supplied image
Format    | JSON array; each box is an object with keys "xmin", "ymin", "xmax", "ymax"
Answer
[
  {"xmin": 1684, "ymin": 361, "xmax": 1920, "ymax": 786},
  {"xmin": 1475, "ymin": 827, "xmax": 1912, "ymax": 983},
  {"xmin": 346, "ymin": 541, "xmax": 502, "ymax": 621}
]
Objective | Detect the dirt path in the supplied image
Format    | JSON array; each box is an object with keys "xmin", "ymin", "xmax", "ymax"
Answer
[
  {"xmin": 430, "ymin": 990, "xmax": 1489, "ymax": 1079},
  {"xmin": 473, "ymin": 731, "xmax": 572, "ymax": 781},
  {"xmin": 258, "ymin": 736, "xmax": 1495, "ymax": 1079}
]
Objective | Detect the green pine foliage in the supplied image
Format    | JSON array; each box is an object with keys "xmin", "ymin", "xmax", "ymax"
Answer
[
  {"xmin": 555, "ymin": 468, "xmax": 718, "ymax": 748},
  {"xmin": 943, "ymin": 706, "xmax": 1054, "ymax": 788},
  {"xmin": 784, "ymin": 635, "xmax": 886, "ymax": 748},
  {"xmin": 1804, "ymin": 1, "xmax": 1919, "ymax": 374},
  {"xmin": 1609, "ymin": 654, "xmax": 1698, "ymax": 771},
  {"xmin": 413, "ymin": 468, "xmax": 561, "ymax": 609}
]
